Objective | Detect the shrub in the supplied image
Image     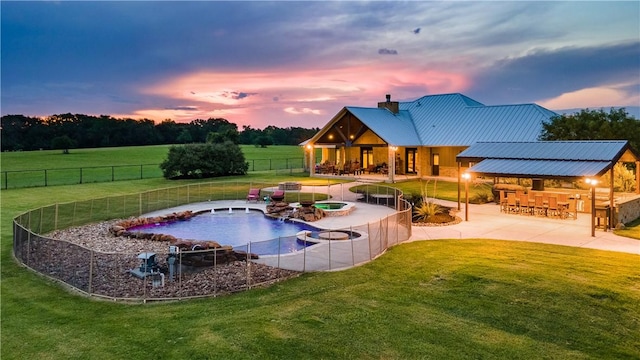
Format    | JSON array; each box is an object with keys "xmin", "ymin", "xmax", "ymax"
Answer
[
  {"xmin": 470, "ymin": 189, "xmax": 493, "ymax": 204},
  {"xmin": 160, "ymin": 141, "xmax": 248, "ymax": 179},
  {"xmin": 412, "ymin": 180, "xmax": 447, "ymax": 222}
]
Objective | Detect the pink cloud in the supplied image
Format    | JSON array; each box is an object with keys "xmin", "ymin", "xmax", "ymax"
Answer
[{"xmin": 127, "ymin": 63, "xmax": 472, "ymax": 128}]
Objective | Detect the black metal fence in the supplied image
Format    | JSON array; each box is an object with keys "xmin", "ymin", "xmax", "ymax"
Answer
[
  {"xmin": 1, "ymin": 157, "xmax": 320, "ymax": 189},
  {"xmin": 12, "ymin": 181, "xmax": 412, "ymax": 302}
]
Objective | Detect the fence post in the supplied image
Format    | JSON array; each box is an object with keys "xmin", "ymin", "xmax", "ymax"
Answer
[
  {"xmin": 80, "ymin": 168, "xmax": 83, "ymax": 184},
  {"xmin": 54, "ymin": 204, "xmax": 59, "ymax": 231},
  {"xmin": 88, "ymin": 250, "xmax": 94, "ymax": 295},
  {"xmin": 44, "ymin": 169, "xmax": 47, "ymax": 187},
  {"xmin": 112, "ymin": 166, "xmax": 115, "ymax": 182},
  {"xmin": 350, "ymin": 226, "xmax": 355, "ymax": 266}
]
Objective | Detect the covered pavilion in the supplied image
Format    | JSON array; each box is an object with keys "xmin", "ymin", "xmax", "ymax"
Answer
[{"xmin": 455, "ymin": 140, "xmax": 640, "ymax": 234}]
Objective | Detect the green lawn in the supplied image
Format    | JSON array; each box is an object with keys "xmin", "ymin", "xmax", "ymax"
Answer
[
  {"xmin": 614, "ymin": 217, "xmax": 640, "ymax": 240},
  {"xmin": 0, "ymin": 145, "xmax": 316, "ymax": 188},
  {"xmin": 2, "ymin": 176, "xmax": 639, "ymax": 359}
]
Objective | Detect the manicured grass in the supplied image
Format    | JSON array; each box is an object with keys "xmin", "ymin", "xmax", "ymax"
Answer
[
  {"xmin": 2, "ymin": 178, "xmax": 639, "ymax": 359},
  {"xmin": 614, "ymin": 217, "xmax": 640, "ymax": 240},
  {"xmin": 365, "ymin": 178, "xmax": 494, "ymax": 203}
]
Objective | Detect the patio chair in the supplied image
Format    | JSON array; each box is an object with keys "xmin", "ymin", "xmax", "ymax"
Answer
[
  {"xmin": 547, "ymin": 196, "xmax": 559, "ymax": 218},
  {"xmin": 506, "ymin": 192, "xmax": 518, "ymax": 214},
  {"xmin": 246, "ymin": 188, "xmax": 260, "ymax": 203},
  {"xmin": 519, "ymin": 193, "xmax": 532, "ymax": 215},
  {"xmin": 534, "ymin": 195, "xmax": 546, "ymax": 216},
  {"xmin": 499, "ymin": 190, "xmax": 508, "ymax": 213},
  {"xmin": 557, "ymin": 193, "xmax": 570, "ymax": 219},
  {"xmin": 270, "ymin": 189, "xmax": 285, "ymax": 202}
]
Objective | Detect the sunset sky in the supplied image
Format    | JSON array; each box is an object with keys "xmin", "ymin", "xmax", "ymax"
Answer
[{"xmin": 2, "ymin": 1, "xmax": 639, "ymax": 129}]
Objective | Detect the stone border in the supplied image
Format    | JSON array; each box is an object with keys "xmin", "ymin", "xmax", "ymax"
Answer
[{"xmin": 412, "ymin": 216, "xmax": 462, "ymax": 227}]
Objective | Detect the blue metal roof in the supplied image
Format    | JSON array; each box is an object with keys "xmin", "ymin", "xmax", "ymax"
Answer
[
  {"xmin": 345, "ymin": 106, "xmax": 422, "ymax": 146},
  {"xmin": 457, "ymin": 140, "xmax": 635, "ymax": 178},
  {"xmin": 468, "ymin": 159, "xmax": 612, "ymax": 178},
  {"xmin": 457, "ymin": 140, "xmax": 630, "ymax": 161},
  {"xmin": 334, "ymin": 93, "xmax": 557, "ymax": 146},
  {"xmin": 401, "ymin": 95, "xmax": 557, "ymax": 146},
  {"xmin": 310, "ymin": 93, "xmax": 558, "ymax": 147}
]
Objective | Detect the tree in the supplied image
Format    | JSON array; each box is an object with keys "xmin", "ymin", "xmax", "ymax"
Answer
[
  {"xmin": 51, "ymin": 135, "xmax": 77, "ymax": 154},
  {"xmin": 176, "ymin": 129, "xmax": 193, "ymax": 144},
  {"xmin": 160, "ymin": 142, "xmax": 248, "ymax": 179},
  {"xmin": 255, "ymin": 135, "xmax": 273, "ymax": 148},
  {"xmin": 540, "ymin": 108, "xmax": 640, "ymax": 152}
]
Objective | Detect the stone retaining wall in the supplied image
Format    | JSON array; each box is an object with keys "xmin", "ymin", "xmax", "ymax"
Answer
[{"xmin": 615, "ymin": 195, "xmax": 640, "ymax": 225}]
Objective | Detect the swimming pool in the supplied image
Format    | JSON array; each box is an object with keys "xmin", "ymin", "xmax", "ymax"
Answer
[{"xmin": 129, "ymin": 209, "xmax": 321, "ymax": 256}]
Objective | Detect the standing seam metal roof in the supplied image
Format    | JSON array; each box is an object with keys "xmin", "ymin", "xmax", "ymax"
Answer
[
  {"xmin": 456, "ymin": 140, "xmax": 635, "ymax": 178},
  {"xmin": 338, "ymin": 93, "xmax": 558, "ymax": 146},
  {"xmin": 456, "ymin": 141, "xmax": 629, "ymax": 161}
]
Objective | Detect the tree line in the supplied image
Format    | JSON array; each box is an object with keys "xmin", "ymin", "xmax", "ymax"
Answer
[{"xmin": 0, "ymin": 114, "xmax": 320, "ymax": 151}]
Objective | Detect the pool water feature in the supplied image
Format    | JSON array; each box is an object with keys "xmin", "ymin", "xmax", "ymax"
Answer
[
  {"xmin": 314, "ymin": 202, "xmax": 347, "ymax": 210},
  {"xmin": 296, "ymin": 201, "xmax": 356, "ymax": 217},
  {"xmin": 129, "ymin": 210, "xmax": 321, "ymax": 256},
  {"xmin": 296, "ymin": 229, "xmax": 365, "ymax": 242}
]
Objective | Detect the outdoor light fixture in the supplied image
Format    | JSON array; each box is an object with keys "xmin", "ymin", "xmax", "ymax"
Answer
[
  {"xmin": 585, "ymin": 178, "xmax": 598, "ymax": 237},
  {"xmin": 462, "ymin": 172, "xmax": 471, "ymax": 221},
  {"xmin": 389, "ymin": 146, "xmax": 398, "ymax": 151},
  {"xmin": 306, "ymin": 144, "xmax": 312, "ymax": 150},
  {"xmin": 328, "ymin": 134, "xmax": 334, "ymax": 140}
]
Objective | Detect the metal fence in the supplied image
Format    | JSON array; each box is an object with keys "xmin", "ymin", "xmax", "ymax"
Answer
[
  {"xmin": 12, "ymin": 181, "xmax": 412, "ymax": 302},
  {"xmin": 1, "ymin": 156, "xmax": 319, "ymax": 189}
]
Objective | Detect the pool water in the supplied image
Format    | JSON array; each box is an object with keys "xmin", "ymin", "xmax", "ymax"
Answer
[{"xmin": 130, "ymin": 210, "xmax": 321, "ymax": 255}]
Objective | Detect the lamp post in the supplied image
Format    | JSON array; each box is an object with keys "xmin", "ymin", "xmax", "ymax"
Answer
[
  {"xmin": 585, "ymin": 178, "xmax": 598, "ymax": 237},
  {"xmin": 462, "ymin": 172, "xmax": 471, "ymax": 221}
]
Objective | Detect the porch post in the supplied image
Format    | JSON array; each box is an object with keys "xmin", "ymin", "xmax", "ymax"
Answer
[
  {"xmin": 308, "ymin": 145, "xmax": 315, "ymax": 176},
  {"xmin": 637, "ymin": 161, "xmax": 640, "ymax": 194},
  {"xmin": 610, "ymin": 167, "xmax": 615, "ymax": 229},
  {"xmin": 457, "ymin": 162, "xmax": 461, "ymax": 210},
  {"xmin": 388, "ymin": 146, "xmax": 396, "ymax": 183}
]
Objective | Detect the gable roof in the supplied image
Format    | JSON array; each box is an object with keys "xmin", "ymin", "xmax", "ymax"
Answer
[
  {"xmin": 456, "ymin": 140, "xmax": 639, "ymax": 179},
  {"xmin": 345, "ymin": 107, "xmax": 422, "ymax": 146},
  {"xmin": 308, "ymin": 93, "xmax": 558, "ymax": 147},
  {"xmin": 403, "ymin": 95, "xmax": 557, "ymax": 146}
]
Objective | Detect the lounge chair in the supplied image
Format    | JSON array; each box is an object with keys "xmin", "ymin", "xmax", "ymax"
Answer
[
  {"xmin": 270, "ymin": 189, "xmax": 285, "ymax": 202},
  {"xmin": 246, "ymin": 188, "xmax": 260, "ymax": 203}
]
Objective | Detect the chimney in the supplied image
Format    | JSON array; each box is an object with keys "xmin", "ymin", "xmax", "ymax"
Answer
[{"xmin": 378, "ymin": 94, "xmax": 399, "ymax": 114}]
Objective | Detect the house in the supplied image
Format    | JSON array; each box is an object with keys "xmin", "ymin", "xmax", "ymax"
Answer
[{"xmin": 305, "ymin": 93, "xmax": 558, "ymax": 182}]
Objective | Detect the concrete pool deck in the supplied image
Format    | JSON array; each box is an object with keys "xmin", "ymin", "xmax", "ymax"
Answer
[
  {"xmin": 141, "ymin": 181, "xmax": 638, "ymax": 273},
  {"xmin": 319, "ymin": 182, "xmax": 638, "ymax": 255}
]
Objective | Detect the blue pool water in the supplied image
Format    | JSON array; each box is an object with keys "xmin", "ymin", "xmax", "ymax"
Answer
[{"xmin": 130, "ymin": 210, "xmax": 321, "ymax": 255}]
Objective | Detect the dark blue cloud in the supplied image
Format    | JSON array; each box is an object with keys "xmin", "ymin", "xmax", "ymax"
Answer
[
  {"xmin": 467, "ymin": 41, "xmax": 640, "ymax": 104},
  {"xmin": 378, "ymin": 48, "xmax": 398, "ymax": 55}
]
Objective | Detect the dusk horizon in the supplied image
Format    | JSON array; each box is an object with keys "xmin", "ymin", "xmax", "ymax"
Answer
[{"xmin": 2, "ymin": 1, "xmax": 639, "ymax": 129}]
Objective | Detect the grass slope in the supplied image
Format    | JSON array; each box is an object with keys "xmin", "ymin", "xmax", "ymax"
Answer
[{"xmin": 2, "ymin": 178, "xmax": 639, "ymax": 359}]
